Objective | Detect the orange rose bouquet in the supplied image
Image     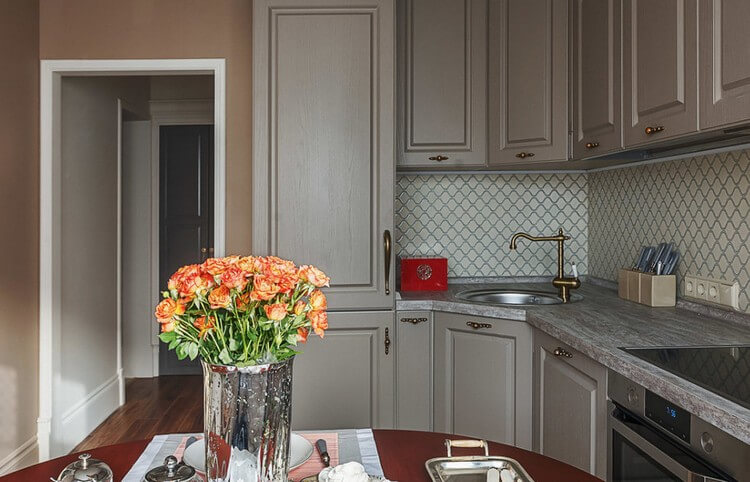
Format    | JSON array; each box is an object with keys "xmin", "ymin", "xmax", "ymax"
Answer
[{"xmin": 155, "ymin": 255, "xmax": 330, "ymax": 366}]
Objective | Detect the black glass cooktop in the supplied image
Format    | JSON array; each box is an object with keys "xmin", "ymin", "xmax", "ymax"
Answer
[{"xmin": 622, "ymin": 346, "xmax": 750, "ymax": 410}]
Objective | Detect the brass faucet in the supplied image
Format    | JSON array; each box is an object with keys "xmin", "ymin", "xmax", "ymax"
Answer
[{"xmin": 509, "ymin": 228, "xmax": 581, "ymax": 303}]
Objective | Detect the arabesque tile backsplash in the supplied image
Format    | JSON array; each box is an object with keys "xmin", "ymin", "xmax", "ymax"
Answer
[
  {"xmin": 396, "ymin": 148, "xmax": 750, "ymax": 313},
  {"xmin": 395, "ymin": 173, "xmax": 589, "ymax": 278},
  {"xmin": 588, "ymin": 149, "xmax": 750, "ymax": 313}
]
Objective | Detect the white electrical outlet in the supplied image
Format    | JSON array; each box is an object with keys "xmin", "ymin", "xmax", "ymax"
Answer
[{"xmin": 683, "ymin": 274, "xmax": 740, "ymax": 310}]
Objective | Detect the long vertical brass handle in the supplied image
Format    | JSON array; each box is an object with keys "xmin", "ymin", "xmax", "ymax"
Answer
[{"xmin": 383, "ymin": 230, "xmax": 391, "ymax": 295}]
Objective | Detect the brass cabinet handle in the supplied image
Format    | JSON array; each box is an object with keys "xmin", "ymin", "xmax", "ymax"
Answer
[
  {"xmin": 645, "ymin": 125, "xmax": 665, "ymax": 135},
  {"xmin": 515, "ymin": 152, "xmax": 535, "ymax": 159},
  {"xmin": 383, "ymin": 230, "xmax": 391, "ymax": 295},
  {"xmin": 466, "ymin": 321, "xmax": 492, "ymax": 330},
  {"xmin": 428, "ymin": 155, "xmax": 449, "ymax": 162},
  {"xmin": 585, "ymin": 142, "xmax": 600, "ymax": 149},
  {"xmin": 384, "ymin": 327, "xmax": 391, "ymax": 355},
  {"xmin": 401, "ymin": 317, "xmax": 428, "ymax": 324},
  {"xmin": 553, "ymin": 347, "xmax": 573, "ymax": 358}
]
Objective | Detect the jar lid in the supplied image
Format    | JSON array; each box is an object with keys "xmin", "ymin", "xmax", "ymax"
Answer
[
  {"xmin": 144, "ymin": 455, "xmax": 197, "ymax": 482},
  {"xmin": 54, "ymin": 453, "xmax": 113, "ymax": 482}
]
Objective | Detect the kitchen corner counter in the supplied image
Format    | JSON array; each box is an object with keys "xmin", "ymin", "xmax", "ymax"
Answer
[{"xmin": 397, "ymin": 280, "xmax": 750, "ymax": 444}]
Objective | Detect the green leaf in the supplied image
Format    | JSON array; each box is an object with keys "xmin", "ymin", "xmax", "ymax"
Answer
[
  {"xmin": 168, "ymin": 338, "xmax": 181, "ymax": 350},
  {"xmin": 286, "ymin": 333, "xmax": 299, "ymax": 346},
  {"xmin": 176, "ymin": 343, "xmax": 187, "ymax": 360},
  {"xmin": 229, "ymin": 338, "xmax": 239, "ymax": 351},
  {"xmin": 187, "ymin": 342, "xmax": 199, "ymax": 360},
  {"xmin": 159, "ymin": 331, "xmax": 176, "ymax": 343},
  {"xmin": 219, "ymin": 348, "xmax": 232, "ymax": 364}
]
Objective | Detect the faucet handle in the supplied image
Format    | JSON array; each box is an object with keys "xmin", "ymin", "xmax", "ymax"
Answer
[{"xmin": 571, "ymin": 263, "xmax": 579, "ymax": 278}]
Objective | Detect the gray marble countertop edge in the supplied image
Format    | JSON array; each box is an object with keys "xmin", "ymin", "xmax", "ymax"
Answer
[{"xmin": 395, "ymin": 280, "xmax": 750, "ymax": 444}]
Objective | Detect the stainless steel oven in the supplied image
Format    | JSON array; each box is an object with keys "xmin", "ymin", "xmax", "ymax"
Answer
[{"xmin": 608, "ymin": 371, "xmax": 748, "ymax": 482}]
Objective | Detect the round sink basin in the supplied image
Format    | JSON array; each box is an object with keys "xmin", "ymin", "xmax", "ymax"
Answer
[{"xmin": 455, "ymin": 288, "xmax": 582, "ymax": 306}]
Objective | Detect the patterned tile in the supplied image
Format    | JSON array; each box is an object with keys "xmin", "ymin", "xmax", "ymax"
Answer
[
  {"xmin": 589, "ymin": 149, "xmax": 750, "ymax": 313},
  {"xmin": 395, "ymin": 173, "xmax": 589, "ymax": 277}
]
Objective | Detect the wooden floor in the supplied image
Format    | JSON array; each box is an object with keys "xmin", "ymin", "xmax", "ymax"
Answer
[{"xmin": 73, "ymin": 376, "xmax": 203, "ymax": 453}]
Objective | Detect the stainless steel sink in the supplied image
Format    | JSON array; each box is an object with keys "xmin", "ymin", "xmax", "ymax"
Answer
[{"xmin": 455, "ymin": 288, "xmax": 582, "ymax": 306}]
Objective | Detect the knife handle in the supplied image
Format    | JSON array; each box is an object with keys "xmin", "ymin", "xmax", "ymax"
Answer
[{"xmin": 316, "ymin": 439, "xmax": 330, "ymax": 467}]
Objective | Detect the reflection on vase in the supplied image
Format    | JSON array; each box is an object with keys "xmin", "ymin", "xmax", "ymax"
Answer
[{"xmin": 202, "ymin": 358, "xmax": 294, "ymax": 482}]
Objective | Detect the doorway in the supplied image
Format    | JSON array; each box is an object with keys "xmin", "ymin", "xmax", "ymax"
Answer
[
  {"xmin": 158, "ymin": 124, "xmax": 214, "ymax": 375},
  {"xmin": 39, "ymin": 59, "xmax": 226, "ymax": 460}
]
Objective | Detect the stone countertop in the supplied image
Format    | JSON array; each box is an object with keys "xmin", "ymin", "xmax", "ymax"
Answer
[{"xmin": 397, "ymin": 280, "xmax": 750, "ymax": 444}]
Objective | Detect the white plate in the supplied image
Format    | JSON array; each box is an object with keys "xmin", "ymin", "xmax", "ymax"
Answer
[{"xmin": 183, "ymin": 433, "xmax": 314, "ymax": 473}]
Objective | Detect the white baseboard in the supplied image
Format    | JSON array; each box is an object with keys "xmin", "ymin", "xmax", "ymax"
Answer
[
  {"xmin": 60, "ymin": 373, "xmax": 120, "ymax": 454},
  {"xmin": 0, "ymin": 436, "xmax": 38, "ymax": 476}
]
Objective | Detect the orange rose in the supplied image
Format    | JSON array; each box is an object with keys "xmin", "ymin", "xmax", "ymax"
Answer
[
  {"xmin": 208, "ymin": 285, "xmax": 232, "ymax": 309},
  {"xmin": 309, "ymin": 290, "xmax": 327, "ymax": 310},
  {"xmin": 264, "ymin": 256, "xmax": 299, "ymax": 293},
  {"xmin": 168, "ymin": 265, "xmax": 193, "ymax": 292},
  {"xmin": 237, "ymin": 256, "xmax": 263, "ymax": 274},
  {"xmin": 264, "ymin": 303, "xmax": 288, "ymax": 321},
  {"xmin": 250, "ymin": 275, "xmax": 280, "ymax": 301},
  {"xmin": 293, "ymin": 300, "xmax": 307, "ymax": 316},
  {"xmin": 193, "ymin": 315, "xmax": 215, "ymax": 338},
  {"xmin": 236, "ymin": 292, "xmax": 252, "ymax": 311},
  {"xmin": 179, "ymin": 267, "xmax": 214, "ymax": 299},
  {"xmin": 203, "ymin": 256, "xmax": 240, "ymax": 276},
  {"xmin": 298, "ymin": 265, "xmax": 330, "ymax": 287},
  {"xmin": 155, "ymin": 298, "xmax": 185, "ymax": 324},
  {"xmin": 221, "ymin": 267, "xmax": 247, "ymax": 291},
  {"xmin": 297, "ymin": 327, "xmax": 309, "ymax": 343},
  {"xmin": 307, "ymin": 310, "xmax": 328, "ymax": 338},
  {"xmin": 161, "ymin": 321, "xmax": 176, "ymax": 333}
]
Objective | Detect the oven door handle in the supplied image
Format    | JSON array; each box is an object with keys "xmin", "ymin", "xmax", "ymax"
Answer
[{"xmin": 609, "ymin": 412, "xmax": 728, "ymax": 482}]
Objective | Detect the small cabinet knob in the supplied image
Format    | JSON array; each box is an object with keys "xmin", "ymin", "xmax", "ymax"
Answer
[
  {"xmin": 553, "ymin": 347, "xmax": 573, "ymax": 358},
  {"xmin": 428, "ymin": 155, "xmax": 449, "ymax": 162},
  {"xmin": 515, "ymin": 152, "xmax": 535, "ymax": 159},
  {"xmin": 645, "ymin": 125, "xmax": 665, "ymax": 135},
  {"xmin": 585, "ymin": 142, "xmax": 600, "ymax": 149}
]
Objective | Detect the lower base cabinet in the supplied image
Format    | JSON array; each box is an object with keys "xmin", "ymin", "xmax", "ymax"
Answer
[
  {"xmin": 433, "ymin": 312, "xmax": 533, "ymax": 449},
  {"xmin": 291, "ymin": 311, "xmax": 395, "ymax": 430},
  {"xmin": 533, "ymin": 329, "xmax": 607, "ymax": 479}
]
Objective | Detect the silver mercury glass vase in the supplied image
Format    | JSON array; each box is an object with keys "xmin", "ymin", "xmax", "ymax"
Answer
[{"xmin": 202, "ymin": 358, "xmax": 294, "ymax": 482}]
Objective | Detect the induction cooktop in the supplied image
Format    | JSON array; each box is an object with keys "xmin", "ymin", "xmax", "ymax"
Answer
[{"xmin": 622, "ymin": 345, "xmax": 750, "ymax": 410}]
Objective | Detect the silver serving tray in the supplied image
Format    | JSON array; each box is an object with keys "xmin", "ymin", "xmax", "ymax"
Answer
[{"xmin": 425, "ymin": 440, "xmax": 534, "ymax": 482}]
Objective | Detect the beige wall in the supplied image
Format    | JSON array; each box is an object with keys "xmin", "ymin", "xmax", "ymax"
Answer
[
  {"xmin": 40, "ymin": 0, "xmax": 254, "ymax": 254},
  {"xmin": 0, "ymin": 0, "xmax": 40, "ymax": 472}
]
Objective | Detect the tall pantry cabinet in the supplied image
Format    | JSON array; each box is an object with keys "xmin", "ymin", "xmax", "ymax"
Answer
[{"xmin": 252, "ymin": 0, "xmax": 396, "ymax": 429}]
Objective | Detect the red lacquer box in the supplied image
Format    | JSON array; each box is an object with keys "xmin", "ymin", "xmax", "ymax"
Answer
[{"xmin": 400, "ymin": 256, "xmax": 448, "ymax": 291}]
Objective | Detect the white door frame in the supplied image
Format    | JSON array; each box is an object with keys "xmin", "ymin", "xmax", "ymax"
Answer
[{"xmin": 38, "ymin": 59, "xmax": 226, "ymax": 460}]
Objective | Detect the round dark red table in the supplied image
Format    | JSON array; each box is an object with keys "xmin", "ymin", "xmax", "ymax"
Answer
[{"xmin": 0, "ymin": 429, "xmax": 602, "ymax": 481}]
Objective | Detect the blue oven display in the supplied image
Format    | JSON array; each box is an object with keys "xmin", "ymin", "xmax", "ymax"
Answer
[{"xmin": 645, "ymin": 391, "xmax": 691, "ymax": 442}]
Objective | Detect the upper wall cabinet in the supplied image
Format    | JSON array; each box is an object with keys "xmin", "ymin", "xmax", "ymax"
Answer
[
  {"xmin": 487, "ymin": 0, "xmax": 568, "ymax": 165},
  {"xmin": 252, "ymin": 0, "xmax": 395, "ymax": 310},
  {"xmin": 623, "ymin": 0, "xmax": 698, "ymax": 147},
  {"xmin": 571, "ymin": 0, "xmax": 622, "ymax": 159},
  {"xmin": 700, "ymin": 0, "xmax": 750, "ymax": 130},
  {"xmin": 397, "ymin": 0, "xmax": 488, "ymax": 168}
]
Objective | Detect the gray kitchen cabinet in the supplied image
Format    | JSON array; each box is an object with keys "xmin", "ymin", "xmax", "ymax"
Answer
[
  {"xmin": 570, "ymin": 0, "xmax": 622, "ymax": 159},
  {"xmin": 487, "ymin": 0, "xmax": 569, "ymax": 165},
  {"xmin": 433, "ymin": 312, "xmax": 533, "ymax": 448},
  {"xmin": 252, "ymin": 0, "xmax": 395, "ymax": 310},
  {"xmin": 395, "ymin": 311, "xmax": 433, "ymax": 431},
  {"xmin": 292, "ymin": 311, "xmax": 395, "ymax": 430},
  {"xmin": 623, "ymin": 0, "xmax": 698, "ymax": 147},
  {"xmin": 699, "ymin": 0, "xmax": 750, "ymax": 130},
  {"xmin": 532, "ymin": 329, "xmax": 607, "ymax": 479},
  {"xmin": 397, "ymin": 0, "xmax": 488, "ymax": 168}
]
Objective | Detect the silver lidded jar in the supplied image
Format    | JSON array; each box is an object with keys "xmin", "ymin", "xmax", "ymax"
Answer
[
  {"xmin": 52, "ymin": 453, "xmax": 113, "ymax": 482},
  {"xmin": 144, "ymin": 455, "xmax": 201, "ymax": 482},
  {"xmin": 202, "ymin": 358, "xmax": 294, "ymax": 481}
]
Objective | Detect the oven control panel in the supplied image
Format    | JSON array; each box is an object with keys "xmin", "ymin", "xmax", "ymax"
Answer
[{"xmin": 645, "ymin": 391, "xmax": 691, "ymax": 442}]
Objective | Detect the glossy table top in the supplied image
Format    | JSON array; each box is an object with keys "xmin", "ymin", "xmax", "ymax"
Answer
[{"xmin": 0, "ymin": 429, "xmax": 602, "ymax": 481}]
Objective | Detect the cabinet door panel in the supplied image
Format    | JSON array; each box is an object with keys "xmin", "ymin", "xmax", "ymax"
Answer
[
  {"xmin": 488, "ymin": 0, "xmax": 568, "ymax": 164},
  {"xmin": 623, "ymin": 0, "xmax": 698, "ymax": 146},
  {"xmin": 396, "ymin": 311, "xmax": 433, "ymax": 431},
  {"xmin": 571, "ymin": 0, "xmax": 622, "ymax": 158},
  {"xmin": 253, "ymin": 0, "xmax": 394, "ymax": 310},
  {"xmin": 533, "ymin": 330, "xmax": 607, "ymax": 479},
  {"xmin": 434, "ymin": 312, "xmax": 532, "ymax": 448},
  {"xmin": 398, "ymin": 0, "xmax": 487, "ymax": 168},
  {"xmin": 292, "ymin": 311, "xmax": 394, "ymax": 430},
  {"xmin": 700, "ymin": 0, "xmax": 750, "ymax": 129}
]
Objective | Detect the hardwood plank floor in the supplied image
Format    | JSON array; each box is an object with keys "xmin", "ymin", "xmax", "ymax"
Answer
[{"xmin": 73, "ymin": 376, "xmax": 203, "ymax": 453}]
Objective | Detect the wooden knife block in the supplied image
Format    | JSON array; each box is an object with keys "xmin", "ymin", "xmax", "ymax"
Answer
[{"xmin": 618, "ymin": 269, "xmax": 676, "ymax": 307}]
